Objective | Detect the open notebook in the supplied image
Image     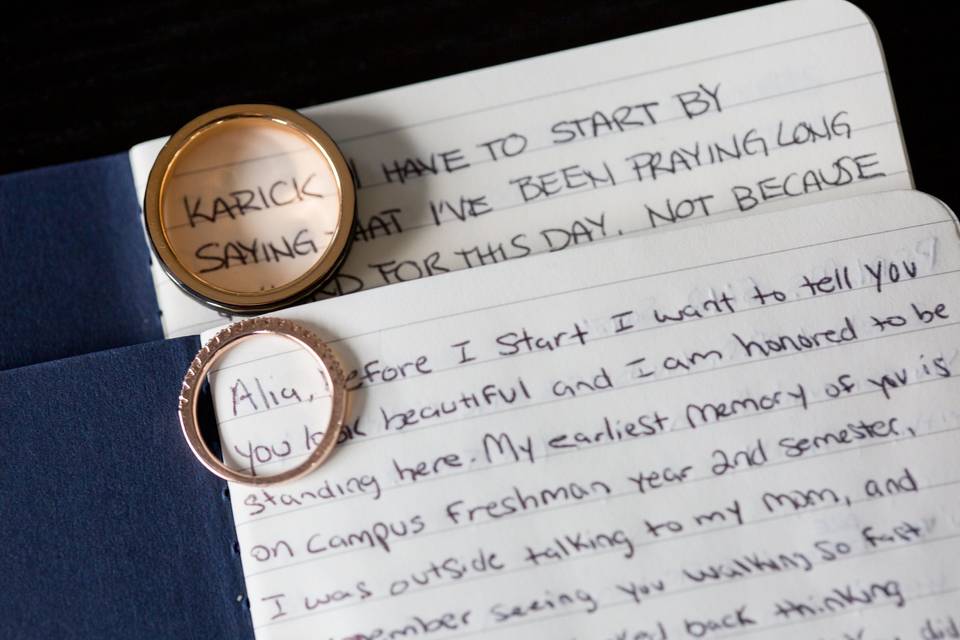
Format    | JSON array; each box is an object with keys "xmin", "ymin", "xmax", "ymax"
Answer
[
  {"xmin": 2, "ymin": 1, "xmax": 956, "ymax": 639},
  {"xmin": 204, "ymin": 189, "xmax": 960, "ymax": 638}
]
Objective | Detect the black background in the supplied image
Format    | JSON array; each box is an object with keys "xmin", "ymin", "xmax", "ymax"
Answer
[{"xmin": 0, "ymin": 1, "xmax": 954, "ymax": 200}]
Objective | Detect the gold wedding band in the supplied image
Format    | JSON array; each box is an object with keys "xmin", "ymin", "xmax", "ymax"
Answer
[
  {"xmin": 145, "ymin": 104, "xmax": 356, "ymax": 314},
  {"xmin": 178, "ymin": 317, "xmax": 348, "ymax": 485}
]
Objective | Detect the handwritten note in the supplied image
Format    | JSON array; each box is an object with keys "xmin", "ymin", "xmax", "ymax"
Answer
[
  {"xmin": 201, "ymin": 190, "xmax": 960, "ymax": 639},
  {"xmin": 131, "ymin": 0, "xmax": 912, "ymax": 338}
]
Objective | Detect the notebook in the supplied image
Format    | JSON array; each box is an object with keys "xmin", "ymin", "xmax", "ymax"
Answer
[
  {"xmin": 128, "ymin": 0, "xmax": 911, "ymax": 337},
  {"xmin": 202, "ymin": 188, "xmax": 960, "ymax": 639},
  {"xmin": 3, "ymin": 1, "xmax": 957, "ymax": 639}
]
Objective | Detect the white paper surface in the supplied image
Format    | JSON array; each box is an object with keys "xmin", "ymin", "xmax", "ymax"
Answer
[
  {"xmin": 201, "ymin": 190, "xmax": 960, "ymax": 639},
  {"xmin": 132, "ymin": 0, "xmax": 912, "ymax": 338}
]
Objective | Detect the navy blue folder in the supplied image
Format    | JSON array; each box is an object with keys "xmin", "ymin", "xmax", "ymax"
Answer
[
  {"xmin": 0, "ymin": 336, "xmax": 253, "ymax": 639},
  {"xmin": 0, "ymin": 154, "xmax": 164, "ymax": 370}
]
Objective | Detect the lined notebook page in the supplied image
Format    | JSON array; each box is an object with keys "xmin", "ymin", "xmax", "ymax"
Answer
[
  {"xmin": 202, "ymin": 190, "xmax": 960, "ymax": 639},
  {"xmin": 131, "ymin": 0, "xmax": 912, "ymax": 338}
]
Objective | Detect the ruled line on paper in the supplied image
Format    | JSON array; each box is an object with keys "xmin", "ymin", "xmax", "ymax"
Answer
[{"xmin": 172, "ymin": 147, "xmax": 316, "ymax": 179}]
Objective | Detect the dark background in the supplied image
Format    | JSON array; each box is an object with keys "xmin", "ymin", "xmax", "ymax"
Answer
[{"xmin": 0, "ymin": 1, "xmax": 954, "ymax": 199}]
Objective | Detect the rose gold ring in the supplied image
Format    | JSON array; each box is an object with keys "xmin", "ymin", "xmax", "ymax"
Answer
[{"xmin": 178, "ymin": 316, "xmax": 348, "ymax": 486}]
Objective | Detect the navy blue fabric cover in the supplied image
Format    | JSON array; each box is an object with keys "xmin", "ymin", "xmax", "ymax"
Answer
[
  {"xmin": 0, "ymin": 154, "xmax": 163, "ymax": 370},
  {"xmin": 0, "ymin": 336, "xmax": 253, "ymax": 640}
]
